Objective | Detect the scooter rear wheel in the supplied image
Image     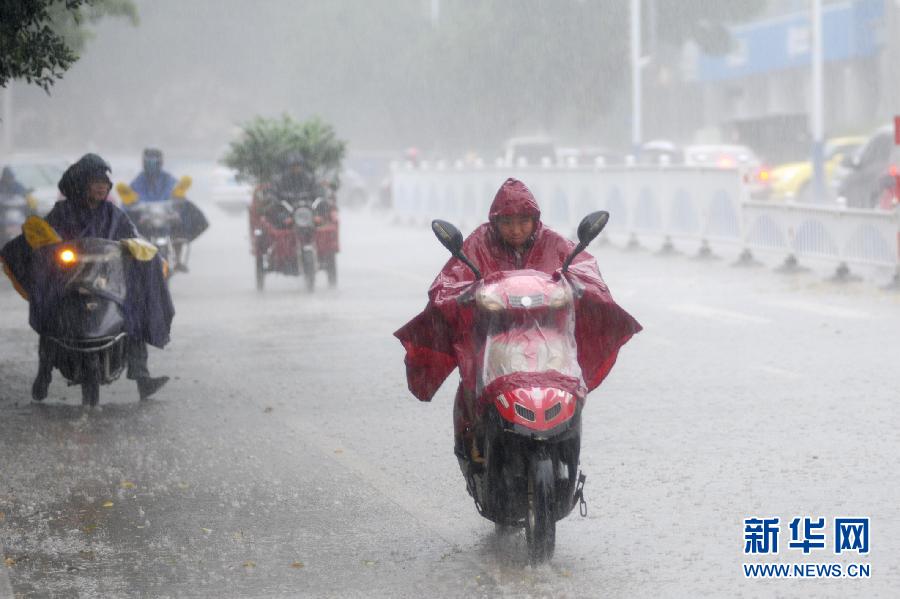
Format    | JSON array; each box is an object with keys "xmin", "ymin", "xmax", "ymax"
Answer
[{"xmin": 525, "ymin": 453, "xmax": 556, "ymax": 565}]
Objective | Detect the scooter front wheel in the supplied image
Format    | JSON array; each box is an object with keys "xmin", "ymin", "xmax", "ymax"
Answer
[
  {"xmin": 323, "ymin": 253, "xmax": 337, "ymax": 287},
  {"xmin": 81, "ymin": 378, "xmax": 99, "ymax": 407},
  {"xmin": 302, "ymin": 249, "xmax": 316, "ymax": 292},
  {"xmin": 255, "ymin": 252, "xmax": 265, "ymax": 291},
  {"xmin": 525, "ymin": 452, "xmax": 556, "ymax": 565}
]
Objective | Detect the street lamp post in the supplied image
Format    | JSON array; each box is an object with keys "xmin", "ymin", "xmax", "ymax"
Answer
[
  {"xmin": 2, "ymin": 85, "xmax": 11, "ymax": 152},
  {"xmin": 430, "ymin": 0, "xmax": 440, "ymax": 28},
  {"xmin": 631, "ymin": 0, "xmax": 642, "ymax": 157},
  {"xmin": 811, "ymin": 0, "xmax": 826, "ymax": 202}
]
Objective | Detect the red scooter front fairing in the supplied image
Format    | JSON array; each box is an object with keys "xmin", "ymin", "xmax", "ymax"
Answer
[{"xmin": 472, "ymin": 270, "xmax": 585, "ymax": 437}]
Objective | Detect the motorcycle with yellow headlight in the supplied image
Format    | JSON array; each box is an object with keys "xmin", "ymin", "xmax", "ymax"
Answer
[
  {"xmin": 117, "ymin": 176, "xmax": 204, "ymax": 274},
  {"xmin": 31, "ymin": 237, "xmax": 133, "ymax": 406}
]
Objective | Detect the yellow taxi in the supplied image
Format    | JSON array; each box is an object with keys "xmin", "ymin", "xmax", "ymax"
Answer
[{"xmin": 769, "ymin": 136, "xmax": 866, "ymax": 202}]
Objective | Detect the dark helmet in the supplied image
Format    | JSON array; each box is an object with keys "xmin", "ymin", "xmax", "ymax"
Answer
[
  {"xmin": 58, "ymin": 153, "xmax": 112, "ymax": 203},
  {"xmin": 142, "ymin": 147, "xmax": 164, "ymax": 175},
  {"xmin": 282, "ymin": 151, "xmax": 307, "ymax": 170}
]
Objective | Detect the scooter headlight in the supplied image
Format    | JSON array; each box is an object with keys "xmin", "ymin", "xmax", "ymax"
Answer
[
  {"xmin": 476, "ymin": 287, "xmax": 504, "ymax": 311},
  {"xmin": 294, "ymin": 206, "xmax": 314, "ymax": 227},
  {"xmin": 58, "ymin": 248, "xmax": 78, "ymax": 266},
  {"xmin": 549, "ymin": 284, "xmax": 572, "ymax": 308}
]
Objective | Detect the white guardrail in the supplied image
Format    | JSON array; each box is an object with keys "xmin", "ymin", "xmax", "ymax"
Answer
[{"xmin": 391, "ymin": 165, "xmax": 900, "ymax": 285}]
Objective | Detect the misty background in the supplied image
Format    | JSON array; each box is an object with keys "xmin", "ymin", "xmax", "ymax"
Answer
[{"xmin": 2, "ymin": 1, "xmax": 899, "ymax": 166}]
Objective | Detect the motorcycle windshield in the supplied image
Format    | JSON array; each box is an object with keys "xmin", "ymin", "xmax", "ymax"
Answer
[
  {"xmin": 41, "ymin": 238, "xmax": 127, "ymax": 304},
  {"xmin": 475, "ymin": 271, "xmax": 583, "ymax": 396},
  {"xmin": 144, "ymin": 201, "xmax": 175, "ymax": 218}
]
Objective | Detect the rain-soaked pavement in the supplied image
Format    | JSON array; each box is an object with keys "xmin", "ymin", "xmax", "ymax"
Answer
[{"xmin": 2, "ymin": 173, "xmax": 900, "ymax": 598}]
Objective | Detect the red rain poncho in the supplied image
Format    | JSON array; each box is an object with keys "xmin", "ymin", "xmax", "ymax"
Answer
[{"xmin": 394, "ymin": 178, "xmax": 642, "ymax": 411}]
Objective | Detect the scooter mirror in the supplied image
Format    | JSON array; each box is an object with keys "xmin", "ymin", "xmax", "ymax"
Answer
[
  {"xmin": 431, "ymin": 219, "xmax": 464, "ymax": 255},
  {"xmin": 173, "ymin": 175, "xmax": 192, "ymax": 199},
  {"xmin": 431, "ymin": 219, "xmax": 482, "ymax": 280},
  {"xmin": 563, "ymin": 211, "xmax": 610, "ymax": 273},
  {"xmin": 576, "ymin": 211, "xmax": 610, "ymax": 246}
]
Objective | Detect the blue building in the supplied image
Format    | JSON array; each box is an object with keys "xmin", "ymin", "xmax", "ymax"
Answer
[{"xmin": 660, "ymin": 0, "xmax": 897, "ymax": 162}]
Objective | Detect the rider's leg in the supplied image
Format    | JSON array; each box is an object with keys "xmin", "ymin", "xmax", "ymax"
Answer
[
  {"xmin": 31, "ymin": 336, "xmax": 53, "ymax": 401},
  {"xmin": 125, "ymin": 337, "xmax": 168, "ymax": 400},
  {"xmin": 453, "ymin": 385, "xmax": 476, "ymax": 459}
]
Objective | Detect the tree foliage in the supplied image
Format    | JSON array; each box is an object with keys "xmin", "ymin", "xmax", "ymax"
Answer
[
  {"xmin": 0, "ymin": 0, "xmax": 137, "ymax": 91},
  {"xmin": 222, "ymin": 115, "xmax": 347, "ymax": 186}
]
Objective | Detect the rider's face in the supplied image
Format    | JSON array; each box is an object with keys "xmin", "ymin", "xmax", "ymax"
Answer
[
  {"xmin": 496, "ymin": 214, "xmax": 535, "ymax": 250},
  {"xmin": 86, "ymin": 179, "xmax": 110, "ymax": 208}
]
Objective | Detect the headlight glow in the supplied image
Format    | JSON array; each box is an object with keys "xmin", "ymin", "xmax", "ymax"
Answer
[
  {"xmin": 294, "ymin": 206, "xmax": 314, "ymax": 227},
  {"xmin": 58, "ymin": 248, "xmax": 77, "ymax": 265},
  {"xmin": 476, "ymin": 287, "xmax": 504, "ymax": 311},
  {"xmin": 549, "ymin": 285, "xmax": 572, "ymax": 308}
]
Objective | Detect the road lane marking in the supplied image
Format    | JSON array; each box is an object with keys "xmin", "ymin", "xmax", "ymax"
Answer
[
  {"xmin": 367, "ymin": 265, "xmax": 433, "ymax": 285},
  {"xmin": 754, "ymin": 365, "xmax": 803, "ymax": 380},
  {"xmin": 763, "ymin": 299, "xmax": 872, "ymax": 320},
  {"xmin": 668, "ymin": 303, "xmax": 771, "ymax": 325}
]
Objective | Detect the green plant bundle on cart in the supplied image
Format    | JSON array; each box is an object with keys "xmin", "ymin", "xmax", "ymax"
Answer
[{"xmin": 222, "ymin": 115, "xmax": 347, "ymax": 187}]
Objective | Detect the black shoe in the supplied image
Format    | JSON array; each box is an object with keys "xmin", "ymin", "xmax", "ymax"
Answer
[
  {"xmin": 137, "ymin": 376, "xmax": 169, "ymax": 400},
  {"xmin": 31, "ymin": 373, "xmax": 51, "ymax": 401},
  {"xmin": 174, "ymin": 263, "xmax": 189, "ymax": 273}
]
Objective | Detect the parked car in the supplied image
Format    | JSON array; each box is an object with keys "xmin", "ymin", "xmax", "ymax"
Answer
[
  {"xmin": 1, "ymin": 156, "xmax": 68, "ymax": 215},
  {"xmin": 769, "ymin": 136, "xmax": 866, "ymax": 203},
  {"xmin": 836, "ymin": 126, "xmax": 899, "ymax": 209},
  {"xmin": 640, "ymin": 140, "xmax": 684, "ymax": 165},
  {"xmin": 502, "ymin": 136, "xmax": 557, "ymax": 167},
  {"xmin": 211, "ymin": 166, "xmax": 254, "ymax": 215},
  {"xmin": 335, "ymin": 167, "xmax": 369, "ymax": 209},
  {"xmin": 683, "ymin": 144, "xmax": 770, "ymax": 198},
  {"xmin": 557, "ymin": 146, "xmax": 623, "ymax": 167}
]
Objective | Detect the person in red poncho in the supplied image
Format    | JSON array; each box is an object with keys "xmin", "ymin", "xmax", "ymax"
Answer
[{"xmin": 394, "ymin": 177, "xmax": 642, "ymax": 455}]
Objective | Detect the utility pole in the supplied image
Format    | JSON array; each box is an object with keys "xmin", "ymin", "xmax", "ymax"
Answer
[
  {"xmin": 810, "ymin": 0, "xmax": 825, "ymax": 202},
  {"xmin": 430, "ymin": 0, "xmax": 440, "ymax": 28},
  {"xmin": 630, "ymin": 0, "xmax": 642, "ymax": 156},
  {"xmin": 2, "ymin": 85, "xmax": 11, "ymax": 152},
  {"xmin": 810, "ymin": 0, "xmax": 826, "ymax": 202}
]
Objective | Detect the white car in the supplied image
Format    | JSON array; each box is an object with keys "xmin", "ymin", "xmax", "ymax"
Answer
[
  {"xmin": 336, "ymin": 168, "xmax": 368, "ymax": 209},
  {"xmin": 683, "ymin": 144, "xmax": 771, "ymax": 198},
  {"xmin": 501, "ymin": 136, "xmax": 558, "ymax": 167},
  {"xmin": 1, "ymin": 156, "xmax": 69, "ymax": 216},
  {"xmin": 211, "ymin": 166, "xmax": 254, "ymax": 215}
]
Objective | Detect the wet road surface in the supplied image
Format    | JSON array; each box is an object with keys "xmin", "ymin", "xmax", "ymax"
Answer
[{"xmin": 2, "ymin": 187, "xmax": 900, "ymax": 597}]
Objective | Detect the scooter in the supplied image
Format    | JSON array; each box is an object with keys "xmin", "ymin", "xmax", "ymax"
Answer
[
  {"xmin": 34, "ymin": 238, "xmax": 129, "ymax": 406},
  {"xmin": 126, "ymin": 201, "xmax": 182, "ymax": 266},
  {"xmin": 118, "ymin": 176, "xmax": 197, "ymax": 274},
  {"xmin": 251, "ymin": 192, "xmax": 339, "ymax": 292},
  {"xmin": 431, "ymin": 211, "xmax": 609, "ymax": 564}
]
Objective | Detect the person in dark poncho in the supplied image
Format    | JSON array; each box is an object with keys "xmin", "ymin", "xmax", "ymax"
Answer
[
  {"xmin": 0, "ymin": 153, "xmax": 173, "ymax": 401},
  {"xmin": 394, "ymin": 177, "xmax": 642, "ymax": 455},
  {"xmin": 128, "ymin": 148, "xmax": 208, "ymax": 273}
]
